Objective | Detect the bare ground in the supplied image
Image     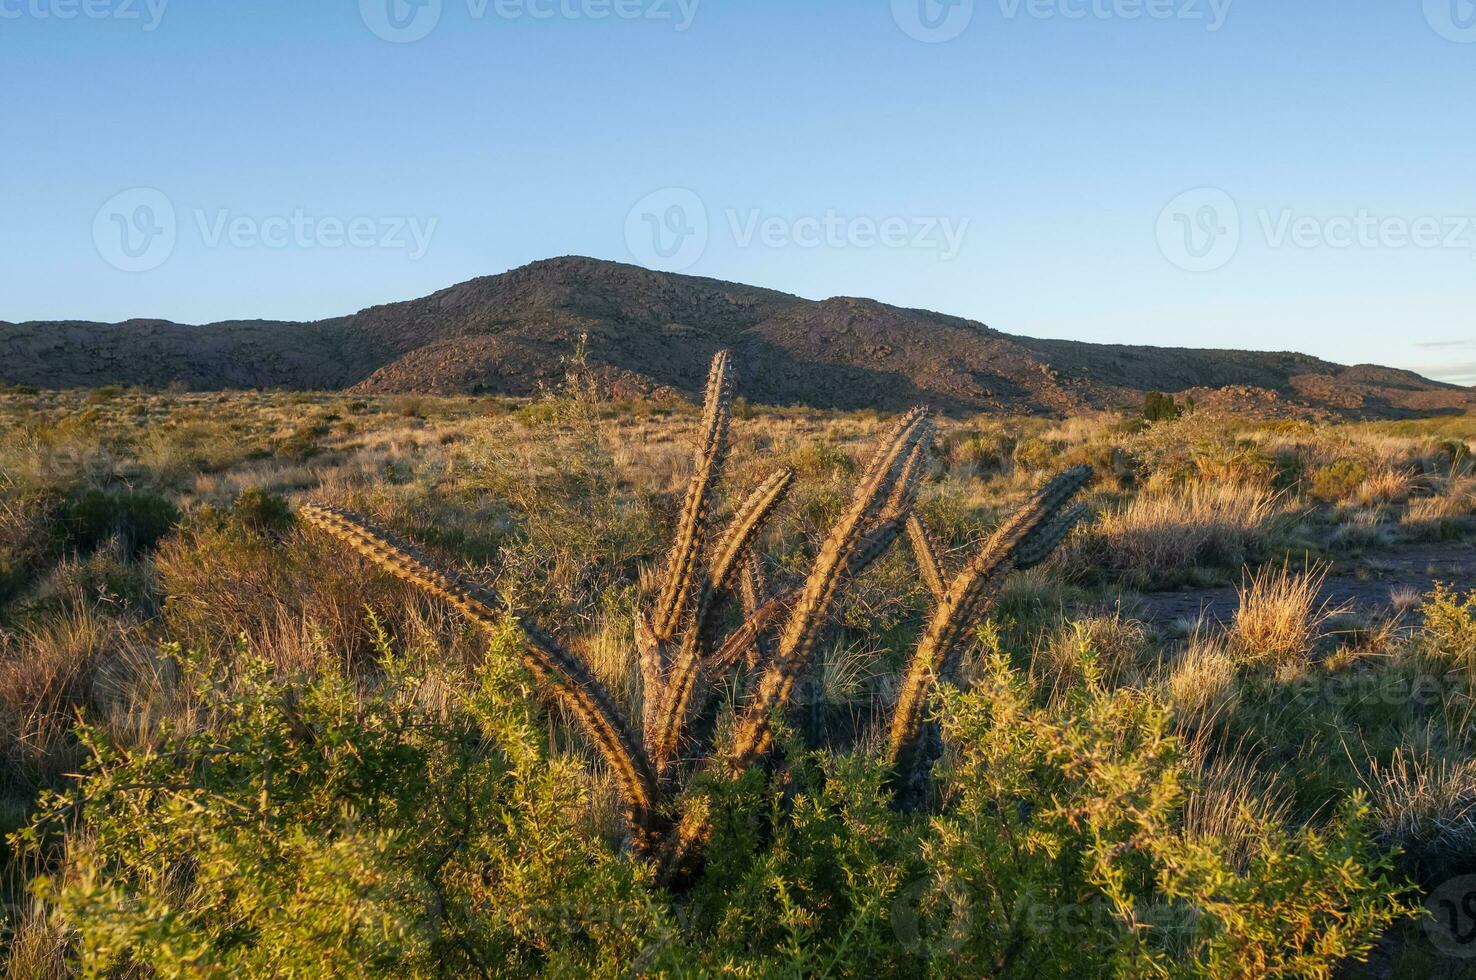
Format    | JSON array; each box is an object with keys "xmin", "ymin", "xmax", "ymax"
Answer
[{"xmin": 1113, "ymin": 541, "xmax": 1476, "ymax": 630}]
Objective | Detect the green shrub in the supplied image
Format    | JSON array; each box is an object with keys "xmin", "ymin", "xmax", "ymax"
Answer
[
  {"xmin": 17, "ymin": 640, "xmax": 1413, "ymax": 977},
  {"xmin": 1012, "ymin": 437, "xmax": 1058, "ymax": 472},
  {"xmin": 232, "ymin": 487, "xmax": 294, "ymax": 534},
  {"xmin": 1144, "ymin": 391, "xmax": 1182, "ymax": 422},
  {"xmin": 55, "ymin": 488, "xmax": 178, "ymax": 557},
  {"xmin": 1420, "ymin": 584, "xmax": 1476, "ymax": 669},
  {"xmin": 1309, "ymin": 460, "xmax": 1368, "ymax": 502}
]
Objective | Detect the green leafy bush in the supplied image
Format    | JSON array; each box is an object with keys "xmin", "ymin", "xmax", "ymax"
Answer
[
  {"xmin": 17, "ymin": 635, "xmax": 1413, "ymax": 977},
  {"xmin": 1012, "ymin": 437, "xmax": 1058, "ymax": 472},
  {"xmin": 1144, "ymin": 391, "xmax": 1182, "ymax": 422},
  {"xmin": 232, "ymin": 487, "xmax": 294, "ymax": 534},
  {"xmin": 56, "ymin": 488, "xmax": 179, "ymax": 557},
  {"xmin": 1309, "ymin": 460, "xmax": 1369, "ymax": 502}
]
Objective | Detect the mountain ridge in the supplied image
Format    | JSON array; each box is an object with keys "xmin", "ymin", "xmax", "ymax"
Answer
[{"xmin": 3, "ymin": 256, "xmax": 1467, "ymax": 419}]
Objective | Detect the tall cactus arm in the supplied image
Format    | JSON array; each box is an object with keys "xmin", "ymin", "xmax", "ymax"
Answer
[
  {"xmin": 705, "ymin": 469, "xmax": 793, "ymax": 598},
  {"xmin": 737, "ymin": 551, "xmax": 774, "ymax": 670},
  {"xmin": 885, "ymin": 465, "xmax": 1092, "ymax": 778},
  {"xmin": 905, "ymin": 513, "xmax": 947, "ymax": 601},
  {"xmin": 725, "ymin": 410, "xmax": 934, "ymax": 772},
  {"xmin": 298, "ymin": 504, "xmax": 663, "ymax": 847},
  {"xmin": 647, "ymin": 469, "xmax": 793, "ymax": 773},
  {"xmin": 650, "ymin": 351, "xmax": 735, "ymax": 643}
]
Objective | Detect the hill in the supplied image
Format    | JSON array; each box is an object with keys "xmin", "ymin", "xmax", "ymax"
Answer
[{"xmin": 2, "ymin": 256, "xmax": 1467, "ymax": 418}]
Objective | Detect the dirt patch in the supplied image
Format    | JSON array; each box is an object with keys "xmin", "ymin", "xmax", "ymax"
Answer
[{"xmin": 1115, "ymin": 542, "xmax": 1476, "ymax": 629}]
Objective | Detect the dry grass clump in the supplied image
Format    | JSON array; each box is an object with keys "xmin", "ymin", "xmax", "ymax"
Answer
[
  {"xmin": 1167, "ymin": 630, "xmax": 1240, "ymax": 725},
  {"xmin": 1087, "ymin": 481, "xmax": 1281, "ymax": 585},
  {"xmin": 0, "ymin": 595, "xmax": 149, "ymax": 787},
  {"xmin": 1400, "ymin": 479, "xmax": 1476, "ymax": 539},
  {"xmin": 1353, "ymin": 466, "xmax": 1417, "ymax": 506},
  {"xmin": 1180, "ymin": 752, "xmax": 1291, "ymax": 871},
  {"xmin": 1232, "ymin": 562, "xmax": 1339, "ymax": 667},
  {"xmin": 1032, "ymin": 611, "xmax": 1149, "ymax": 698},
  {"xmin": 1362, "ymin": 748, "xmax": 1476, "ymax": 878}
]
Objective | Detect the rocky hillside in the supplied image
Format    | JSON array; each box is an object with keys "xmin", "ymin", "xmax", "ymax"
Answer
[{"xmin": 2, "ymin": 256, "xmax": 1468, "ymax": 418}]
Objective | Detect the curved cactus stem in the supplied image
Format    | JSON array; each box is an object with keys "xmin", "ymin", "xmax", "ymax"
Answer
[
  {"xmin": 647, "ymin": 468, "xmax": 793, "ymax": 774},
  {"xmin": 706, "ymin": 469, "xmax": 793, "ymax": 599},
  {"xmin": 906, "ymin": 513, "xmax": 947, "ymax": 601},
  {"xmin": 298, "ymin": 504, "xmax": 663, "ymax": 850},
  {"xmin": 737, "ymin": 551, "xmax": 774, "ymax": 670},
  {"xmin": 885, "ymin": 465, "xmax": 1093, "ymax": 791}
]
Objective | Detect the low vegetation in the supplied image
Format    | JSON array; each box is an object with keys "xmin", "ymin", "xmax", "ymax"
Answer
[{"xmin": 3, "ymin": 371, "xmax": 1476, "ymax": 976}]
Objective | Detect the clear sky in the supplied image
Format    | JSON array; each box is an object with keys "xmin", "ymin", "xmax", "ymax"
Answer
[{"xmin": 3, "ymin": 1, "xmax": 1473, "ymax": 381}]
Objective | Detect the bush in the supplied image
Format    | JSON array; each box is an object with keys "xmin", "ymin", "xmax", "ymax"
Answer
[
  {"xmin": 1310, "ymin": 460, "xmax": 1369, "ymax": 502},
  {"xmin": 17, "ymin": 641, "xmax": 1414, "ymax": 977},
  {"xmin": 55, "ymin": 488, "xmax": 178, "ymax": 557},
  {"xmin": 232, "ymin": 487, "xmax": 294, "ymax": 534},
  {"xmin": 1012, "ymin": 437, "xmax": 1058, "ymax": 472},
  {"xmin": 1144, "ymin": 391, "xmax": 1182, "ymax": 422}
]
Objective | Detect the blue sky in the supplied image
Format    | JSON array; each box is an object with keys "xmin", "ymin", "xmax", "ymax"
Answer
[{"xmin": 2, "ymin": 0, "xmax": 1474, "ymax": 381}]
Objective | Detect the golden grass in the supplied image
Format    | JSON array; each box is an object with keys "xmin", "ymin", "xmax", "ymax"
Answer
[
  {"xmin": 1090, "ymin": 481, "xmax": 1281, "ymax": 581},
  {"xmin": 1232, "ymin": 561, "xmax": 1340, "ymax": 667}
]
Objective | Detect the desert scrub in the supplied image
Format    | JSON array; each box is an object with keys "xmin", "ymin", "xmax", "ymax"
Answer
[
  {"xmin": 15, "ymin": 638, "xmax": 1414, "ymax": 978},
  {"xmin": 1309, "ymin": 459, "xmax": 1369, "ymax": 502},
  {"xmin": 54, "ymin": 487, "xmax": 178, "ymax": 558},
  {"xmin": 1078, "ymin": 481, "xmax": 1284, "ymax": 588},
  {"xmin": 927, "ymin": 658, "xmax": 1411, "ymax": 977},
  {"xmin": 1420, "ymin": 583, "xmax": 1476, "ymax": 668},
  {"xmin": 156, "ymin": 504, "xmax": 466, "ymax": 671}
]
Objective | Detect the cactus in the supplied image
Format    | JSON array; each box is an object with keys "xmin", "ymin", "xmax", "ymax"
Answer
[
  {"xmin": 301, "ymin": 350, "xmax": 1091, "ymax": 880},
  {"xmin": 297, "ymin": 504, "xmax": 663, "ymax": 848},
  {"xmin": 886, "ymin": 464, "xmax": 1093, "ymax": 799}
]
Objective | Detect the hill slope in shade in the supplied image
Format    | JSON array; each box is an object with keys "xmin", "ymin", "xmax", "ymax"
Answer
[{"xmin": 2, "ymin": 256, "xmax": 1468, "ymax": 418}]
